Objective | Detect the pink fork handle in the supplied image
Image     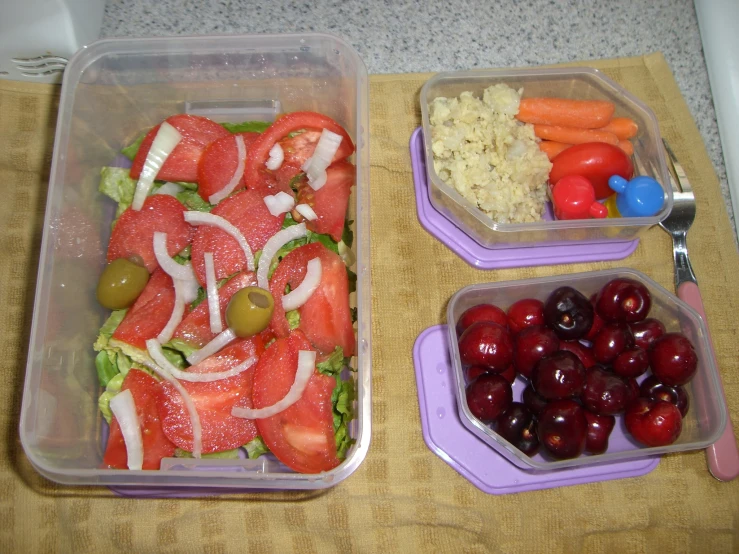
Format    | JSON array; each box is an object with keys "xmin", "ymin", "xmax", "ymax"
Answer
[{"xmin": 678, "ymin": 281, "xmax": 739, "ymax": 481}]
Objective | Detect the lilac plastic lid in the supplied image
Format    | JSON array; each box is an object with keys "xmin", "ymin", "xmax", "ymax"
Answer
[
  {"xmin": 409, "ymin": 127, "xmax": 639, "ymax": 269},
  {"xmin": 412, "ymin": 325, "xmax": 659, "ymax": 495}
]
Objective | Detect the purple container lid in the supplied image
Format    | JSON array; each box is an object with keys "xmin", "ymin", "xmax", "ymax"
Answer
[
  {"xmin": 412, "ymin": 325, "xmax": 659, "ymax": 495},
  {"xmin": 409, "ymin": 127, "xmax": 639, "ymax": 269}
]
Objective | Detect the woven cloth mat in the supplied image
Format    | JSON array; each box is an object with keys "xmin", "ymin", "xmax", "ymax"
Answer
[{"xmin": 1, "ymin": 52, "xmax": 737, "ymax": 553}]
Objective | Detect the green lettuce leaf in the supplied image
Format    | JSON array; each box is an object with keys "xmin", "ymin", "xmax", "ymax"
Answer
[
  {"xmin": 94, "ymin": 310, "xmax": 128, "ymax": 351},
  {"xmin": 346, "ymin": 268, "xmax": 357, "ymax": 294},
  {"xmin": 316, "ymin": 346, "xmax": 345, "ymax": 377},
  {"xmin": 176, "ymin": 189, "xmax": 212, "ymax": 212},
  {"xmin": 172, "ymin": 245, "xmax": 191, "ymax": 265},
  {"xmin": 286, "ymin": 310, "xmax": 300, "ymax": 330},
  {"xmin": 95, "ymin": 350, "xmax": 118, "ymax": 387},
  {"xmin": 99, "ymin": 167, "xmax": 136, "ymax": 219},
  {"xmin": 221, "ymin": 121, "xmax": 272, "ymax": 134},
  {"xmin": 331, "ymin": 378, "xmax": 355, "ymax": 460},
  {"xmin": 97, "ymin": 372, "xmax": 125, "ymax": 425},
  {"xmin": 342, "ymin": 219, "xmax": 354, "ymax": 248},
  {"xmin": 121, "ymin": 133, "xmax": 146, "ymax": 160},
  {"xmin": 244, "ymin": 437, "xmax": 270, "ymax": 459},
  {"xmin": 163, "ymin": 338, "xmax": 199, "ymax": 360},
  {"xmin": 172, "ymin": 181, "xmax": 198, "ymax": 191},
  {"xmin": 174, "ymin": 448, "xmax": 241, "ymax": 459}
]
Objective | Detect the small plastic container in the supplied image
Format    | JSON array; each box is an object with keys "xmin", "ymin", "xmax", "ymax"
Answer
[
  {"xmin": 447, "ymin": 269, "xmax": 727, "ymax": 471},
  {"xmin": 420, "ymin": 67, "xmax": 673, "ymax": 249},
  {"xmin": 19, "ymin": 34, "xmax": 371, "ymax": 490}
]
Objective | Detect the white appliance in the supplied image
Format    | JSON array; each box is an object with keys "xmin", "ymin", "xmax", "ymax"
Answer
[{"xmin": 0, "ymin": 0, "xmax": 106, "ymax": 84}]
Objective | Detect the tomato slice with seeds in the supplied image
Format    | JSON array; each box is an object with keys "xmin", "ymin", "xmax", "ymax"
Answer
[
  {"xmin": 296, "ymin": 160, "xmax": 355, "ymax": 242},
  {"xmin": 111, "ymin": 269, "xmax": 175, "ymax": 350},
  {"xmin": 106, "ymin": 195, "xmax": 193, "ymax": 273},
  {"xmin": 157, "ymin": 336, "xmax": 264, "ymax": 454},
  {"xmin": 269, "ymin": 242, "xmax": 355, "ymax": 356},
  {"xmin": 196, "ymin": 132, "xmax": 261, "ymax": 202},
  {"xmin": 130, "ymin": 114, "xmax": 230, "ymax": 183},
  {"xmin": 249, "ymin": 330, "xmax": 341, "ymax": 474},
  {"xmin": 103, "ymin": 369, "xmax": 176, "ymax": 470},
  {"xmin": 244, "ymin": 112, "xmax": 354, "ymax": 188},
  {"xmin": 190, "ymin": 188, "xmax": 285, "ymax": 286}
]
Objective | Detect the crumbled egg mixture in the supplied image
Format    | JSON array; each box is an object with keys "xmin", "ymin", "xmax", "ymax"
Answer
[{"xmin": 429, "ymin": 84, "xmax": 552, "ymax": 224}]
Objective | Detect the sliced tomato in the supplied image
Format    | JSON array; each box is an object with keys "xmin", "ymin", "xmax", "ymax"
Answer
[
  {"xmin": 172, "ymin": 271, "xmax": 257, "ymax": 348},
  {"xmin": 157, "ymin": 336, "xmax": 264, "ymax": 454},
  {"xmin": 129, "ymin": 114, "xmax": 230, "ymax": 183},
  {"xmin": 112, "ymin": 269, "xmax": 175, "ymax": 350},
  {"xmin": 196, "ymin": 132, "xmax": 261, "ymax": 202},
  {"xmin": 106, "ymin": 195, "xmax": 193, "ymax": 273},
  {"xmin": 250, "ymin": 330, "xmax": 341, "ymax": 474},
  {"xmin": 103, "ymin": 369, "xmax": 176, "ymax": 470},
  {"xmin": 190, "ymin": 188, "xmax": 285, "ymax": 285},
  {"xmin": 269, "ymin": 242, "xmax": 355, "ymax": 356},
  {"xmin": 269, "ymin": 128, "xmax": 355, "ymax": 186},
  {"xmin": 296, "ymin": 160, "xmax": 355, "ymax": 242},
  {"xmin": 244, "ymin": 112, "xmax": 354, "ymax": 188}
]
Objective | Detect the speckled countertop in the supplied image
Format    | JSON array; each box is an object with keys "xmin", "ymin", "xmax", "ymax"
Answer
[{"xmin": 100, "ymin": 0, "xmax": 735, "ymax": 234}]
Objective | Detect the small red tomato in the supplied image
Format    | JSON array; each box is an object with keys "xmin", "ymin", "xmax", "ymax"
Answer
[{"xmin": 550, "ymin": 142, "xmax": 634, "ymax": 200}]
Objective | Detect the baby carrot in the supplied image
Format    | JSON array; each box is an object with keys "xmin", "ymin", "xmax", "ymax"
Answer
[
  {"xmin": 533, "ymin": 124, "xmax": 619, "ymax": 146},
  {"xmin": 597, "ymin": 117, "xmax": 639, "ymax": 140},
  {"xmin": 517, "ymin": 97, "xmax": 615, "ymax": 129},
  {"xmin": 617, "ymin": 139, "xmax": 634, "ymax": 157},
  {"xmin": 538, "ymin": 140, "xmax": 572, "ymax": 160}
]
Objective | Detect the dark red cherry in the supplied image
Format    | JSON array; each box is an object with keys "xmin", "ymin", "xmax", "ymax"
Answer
[
  {"xmin": 507, "ymin": 298, "xmax": 545, "ymax": 334},
  {"xmin": 465, "ymin": 374, "xmax": 513, "ymax": 423},
  {"xmin": 495, "ymin": 402, "xmax": 539, "ymax": 456},
  {"xmin": 457, "ymin": 304, "xmax": 508, "ymax": 335},
  {"xmin": 557, "ymin": 340, "xmax": 597, "ymax": 369},
  {"xmin": 584, "ymin": 410, "xmax": 615, "ymax": 455},
  {"xmin": 543, "ymin": 286, "xmax": 594, "ymax": 340},
  {"xmin": 629, "ymin": 318, "xmax": 666, "ymax": 350},
  {"xmin": 457, "ymin": 322, "xmax": 513, "ymax": 372},
  {"xmin": 499, "ymin": 364, "xmax": 517, "ymax": 384},
  {"xmin": 640, "ymin": 375, "xmax": 690, "ymax": 417},
  {"xmin": 513, "ymin": 325, "xmax": 560, "ymax": 379},
  {"xmin": 531, "ymin": 350, "xmax": 586, "ymax": 400},
  {"xmin": 581, "ymin": 365, "xmax": 632, "ymax": 415},
  {"xmin": 625, "ymin": 398, "xmax": 682, "ymax": 446},
  {"xmin": 465, "ymin": 365, "xmax": 490, "ymax": 383},
  {"xmin": 522, "ymin": 385, "xmax": 549, "ymax": 417},
  {"xmin": 537, "ymin": 400, "xmax": 588, "ymax": 460},
  {"xmin": 595, "ymin": 278, "xmax": 651, "ymax": 323},
  {"xmin": 592, "ymin": 323, "xmax": 634, "ymax": 364},
  {"xmin": 612, "ymin": 347, "xmax": 649, "ymax": 378},
  {"xmin": 649, "ymin": 333, "xmax": 698, "ymax": 386},
  {"xmin": 584, "ymin": 294, "xmax": 605, "ymax": 341}
]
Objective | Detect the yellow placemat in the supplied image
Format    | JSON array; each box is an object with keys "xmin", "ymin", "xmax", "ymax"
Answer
[{"xmin": 1, "ymin": 52, "xmax": 737, "ymax": 553}]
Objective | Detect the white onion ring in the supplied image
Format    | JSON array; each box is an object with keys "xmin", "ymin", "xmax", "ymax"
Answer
[
  {"xmin": 208, "ymin": 134, "xmax": 246, "ymax": 205},
  {"xmin": 184, "ymin": 211, "xmax": 255, "ymax": 272},
  {"xmin": 153, "ymin": 232, "xmax": 198, "ymax": 282},
  {"xmin": 256, "ymin": 223, "xmax": 307, "ymax": 290},
  {"xmin": 154, "ymin": 182, "xmax": 184, "ymax": 196},
  {"xmin": 295, "ymin": 203, "xmax": 318, "ymax": 221},
  {"xmin": 282, "ymin": 257, "xmax": 322, "ymax": 311},
  {"xmin": 204, "ymin": 252, "xmax": 222, "ymax": 335},
  {"xmin": 263, "ymin": 191, "xmax": 295, "ymax": 217},
  {"xmin": 178, "ymin": 278, "xmax": 200, "ymax": 304},
  {"xmin": 109, "ymin": 389, "xmax": 143, "ymax": 470},
  {"xmin": 132, "ymin": 121, "xmax": 182, "ymax": 211},
  {"xmin": 186, "ymin": 328, "xmax": 237, "ymax": 366},
  {"xmin": 302, "ymin": 129, "xmax": 342, "ymax": 191},
  {"xmin": 157, "ymin": 279, "xmax": 187, "ymax": 344},
  {"xmin": 266, "ymin": 143, "xmax": 284, "ymax": 171},
  {"xmin": 231, "ymin": 350, "xmax": 315, "ymax": 419},
  {"xmin": 147, "ymin": 339, "xmax": 257, "ymax": 383},
  {"xmin": 306, "ymin": 171, "xmax": 327, "ymax": 191}
]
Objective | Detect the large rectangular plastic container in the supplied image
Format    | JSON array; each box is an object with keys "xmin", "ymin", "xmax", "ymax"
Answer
[
  {"xmin": 19, "ymin": 34, "xmax": 372, "ymax": 490},
  {"xmin": 420, "ymin": 67, "xmax": 673, "ymax": 249},
  {"xmin": 447, "ymin": 269, "xmax": 727, "ymax": 471}
]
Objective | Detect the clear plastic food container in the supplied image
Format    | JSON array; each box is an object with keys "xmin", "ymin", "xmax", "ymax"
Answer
[
  {"xmin": 420, "ymin": 67, "xmax": 673, "ymax": 249},
  {"xmin": 447, "ymin": 269, "xmax": 727, "ymax": 471},
  {"xmin": 19, "ymin": 33, "xmax": 371, "ymax": 490}
]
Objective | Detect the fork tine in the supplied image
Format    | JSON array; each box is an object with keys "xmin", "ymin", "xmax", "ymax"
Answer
[{"xmin": 662, "ymin": 139, "xmax": 692, "ymax": 193}]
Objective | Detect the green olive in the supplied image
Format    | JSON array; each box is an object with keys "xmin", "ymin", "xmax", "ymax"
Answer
[
  {"xmin": 226, "ymin": 287, "xmax": 275, "ymax": 338},
  {"xmin": 96, "ymin": 258, "xmax": 150, "ymax": 310}
]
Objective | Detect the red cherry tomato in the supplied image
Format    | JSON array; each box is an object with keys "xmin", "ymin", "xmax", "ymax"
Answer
[{"xmin": 549, "ymin": 142, "xmax": 633, "ymax": 200}]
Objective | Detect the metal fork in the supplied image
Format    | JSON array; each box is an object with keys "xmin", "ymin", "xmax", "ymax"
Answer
[{"xmin": 659, "ymin": 139, "xmax": 739, "ymax": 481}]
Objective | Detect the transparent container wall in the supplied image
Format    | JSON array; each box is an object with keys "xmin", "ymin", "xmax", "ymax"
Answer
[
  {"xmin": 20, "ymin": 34, "xmax": 371, "ymax": 488},
  {"xmin": 446, "ymin": 269, "xmax": 726, "ymax": 471},
  {"xmin": 420, "ymin": 68, "xmax": 673, "ymax": 249}
]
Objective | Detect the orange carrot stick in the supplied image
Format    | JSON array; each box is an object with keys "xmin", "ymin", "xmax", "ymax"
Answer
[
  {"xmin": 538, "ymin": 140, "xmax": 572, "ymax": 160},
  {"xmin": 517, "ymin": 97, "xmax": 615, "ymax": 129},
  {"xmin": 597, "ymin": 117, "xmax": 639, "ymax": 140},
  {"xmin": 617, "ymin": 139, "xmax": 634, "ymax": 157},
  {"xmin": 533, "ymin": 124, "xmax": 619, "ymax": 146}
]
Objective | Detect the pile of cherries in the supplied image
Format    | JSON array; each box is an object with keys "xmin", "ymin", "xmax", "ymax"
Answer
[{"xmin": 457, "ymin": 278, "xmax": 698, "ymax": 461}]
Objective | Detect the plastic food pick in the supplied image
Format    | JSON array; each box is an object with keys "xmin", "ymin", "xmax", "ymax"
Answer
[
  {"xmin": 607, "ymin": 175, "xmax": 665, "ymax": 217},
  {"xmin": 551, "ymin": 175, "xmax": 608, "ymax": 220}
]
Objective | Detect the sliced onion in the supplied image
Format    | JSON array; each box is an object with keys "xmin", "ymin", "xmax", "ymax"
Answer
[
  {"xmin": 306, "ymin": 171, "xmax": 327, "ymax": 191},
  {"xmin": 204, "ymin": 252, "xmax": 222, "ymax": 334},
  {"xmin": 302, "ymin": 129, "xmax": 342, "ymax": 191},
  {"xmin": 132, "ymin": 121, "xmax": 182, "ymax": 211},
  {"xmin": 154, "ymin": 182, "xmax": 184, "ymax": 196},
  {"xmin": 263, "ymin": 191, "xmax": 295, "ymax": 217},
  {"xmin": 294, "ymin": 203, "xmax": 318, "ymax": 221},
  {"xmin": 265, "ymin": 143, "xmax": 284, "ymax": 171},
  {"xmin": 256, "ymin": 223, "xmax": 307, "ymax": 290},
  {"xmin": 186, "ymin": 328, "xmax": 236, "ymax": 366},
  {"xmin": 108, "ymin": 389, "xmax": 143, "ymax": 470},
  {"xmin": 147, "ymin": 339, "xmax": 257, "ymax": 383},
  {"xmin": 184, "ymin": 211, "xmax": 255, "ymax": 272},
  {"xmin": 153, "ymin": 232, "xmax": 198, "ymax": 282},
  {"xmin": 157, "ymin": 279, "xmax": 187, "ymax": 344},
  {"xmin": 208, "ymin": 134, "xmax": 246, "ymax": 205},
  {"xmin": 231, "ymin": 350, "xmax": 315, "ymax": 419},
  {"xmin": 178, "ymin": 278, "xmax": 200, "ymax": 304},
  {"xmin": 282, "ymin": 257, "xmax": 322, "ymax": 311}
]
